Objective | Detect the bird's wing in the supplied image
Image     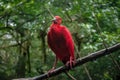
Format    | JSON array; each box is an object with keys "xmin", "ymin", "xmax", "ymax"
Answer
[{"xmin": 61, "ymin": 26, "xmax": 75, "ymax": 60}]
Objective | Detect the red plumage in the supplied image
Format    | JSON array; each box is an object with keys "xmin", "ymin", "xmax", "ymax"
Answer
[{"xmin": 47, "ymin": 16, "xmax": 75, "ymax": 68}]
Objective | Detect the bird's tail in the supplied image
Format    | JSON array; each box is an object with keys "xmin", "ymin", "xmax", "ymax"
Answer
[{"xmin": 64, "ymin": 71, "xmax": 76, "ymax": 80}]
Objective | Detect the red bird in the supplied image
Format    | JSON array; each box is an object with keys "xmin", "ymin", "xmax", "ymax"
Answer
[{"xmin": 47, "ymin": 16, "xmax": 76, "ymax": 71}]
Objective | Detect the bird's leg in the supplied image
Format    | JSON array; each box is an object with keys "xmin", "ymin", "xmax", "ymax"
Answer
[
  {"xmin": 70, "ymin": 56, "xmax": 76, "ymax": 68},
  {"xmin": 66, "ymin": 56, "xmax": 76, "ymax": 69},
  {"xmin": 48, "ymin": 56, "xmax": 58, "ymax": 73}
]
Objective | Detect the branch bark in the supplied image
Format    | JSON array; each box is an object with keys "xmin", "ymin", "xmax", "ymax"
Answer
[{"xmin": 13, "ymin": 43, "xmax": 120, "ymax": 80}]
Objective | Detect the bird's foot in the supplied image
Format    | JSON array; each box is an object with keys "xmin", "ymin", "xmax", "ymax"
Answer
[
  {"xmin": 65, "ymin": 58, "xmax": 76, "ymax": 69},
  {"xmin": 47, "ymin": 67, "xmax": 55, "ymax": 77}
]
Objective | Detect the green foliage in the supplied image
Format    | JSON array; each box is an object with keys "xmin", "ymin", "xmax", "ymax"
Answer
[{"xmin": 0, "ymin": 0, "xmax": 120, "ymax": 80}]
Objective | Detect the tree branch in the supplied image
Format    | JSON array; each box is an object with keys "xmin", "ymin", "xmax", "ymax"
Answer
[{"xmin": 13, "ymin": 43, "xmax": 120, "ymax": 80}]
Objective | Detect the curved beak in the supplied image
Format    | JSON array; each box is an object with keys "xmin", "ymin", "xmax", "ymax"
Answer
[
  {"xmin": 52, "ymin": 18, "xmax": 57, "ymax": 23},
  {"xmin": 52, "ymin": 18, "xmax": 56, "ymax": 22}
]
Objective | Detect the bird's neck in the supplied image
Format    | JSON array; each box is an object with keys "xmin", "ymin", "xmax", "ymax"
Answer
[{"xmin": 51, "ymin": 23, "xmax": 61, "ymax": 28}]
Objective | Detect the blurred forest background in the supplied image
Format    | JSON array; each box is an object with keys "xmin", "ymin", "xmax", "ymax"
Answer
[{"xmin": 0, "ymin": 0, "xmax": 120, "ymax": 80}]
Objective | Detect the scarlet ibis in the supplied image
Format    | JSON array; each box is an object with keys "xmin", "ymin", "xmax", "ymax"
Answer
[{"xmin": 47, "ymin": 16, "xmax": 76, "ymax": 79}]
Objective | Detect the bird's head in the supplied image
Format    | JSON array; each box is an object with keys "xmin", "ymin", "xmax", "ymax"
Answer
[{"xmin": 52, "ymin": 16, "xmax": 62, "ymax": 25}]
